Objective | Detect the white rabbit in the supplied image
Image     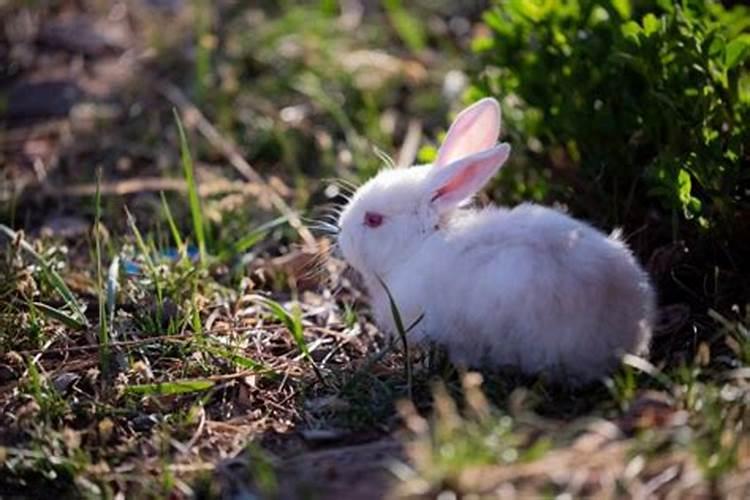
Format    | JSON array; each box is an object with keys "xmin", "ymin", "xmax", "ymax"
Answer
[{"xmin": 336, "ymin": 97, "xmax": 655, "ymax": 383}]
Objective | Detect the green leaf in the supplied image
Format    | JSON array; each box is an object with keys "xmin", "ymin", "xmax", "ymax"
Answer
[
  {"xmin": 125, "ymin": 379, "xmax": 215, "ymax": 396},
  {"xmin": 318, "ymin": 0, "xmax": 338, "ymax": 16},
  {"xmin": 677, "ymin": 169, "xmax": 692, "ymax": 207},
  {"xmin": 642, "ymin": 13, "xmax": 660, "ymax": 37},
  {"xmin": 621, "ymin": 21, "xmax": 641, "ymax": 43},
  {"xmin": 655, "ymin": 0, "xmax": 674, "ymax": 13},
  {"xmin": 688, "ymin": 196, "xmax": 702, "ymax": 215},
  {"xmin": 612, "ymin": 0, "xmax": 631, "ymax": 19},
  {"xmin": 417, "ymin": 144, "xmax": 438, "ymax": 164},
  {"xmin": 32, "ymin": 302, "xmax": 87, "ymax": 330},
  {"xmin": 726, "ymin": 34, "xmax": 750, "ymax": 69},
  {"xmin": 512, "ymin": 0, "xmax": 552, "ymax": 23},
  {"xmin": 470, "ymin": 36, "xmax": 494, "ymax": 53},
  {"xmin": 739, "ymin": 73, "xmax": 750, "ymax": 103},
  {"xmin": 676, "ymin": 169, "xmax": 701, "ymax": 218}
]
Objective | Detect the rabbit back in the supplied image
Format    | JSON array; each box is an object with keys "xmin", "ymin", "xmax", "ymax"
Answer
[{"xmin": 372, "ymin": 203, "xmax": 654, "ymax": 382}]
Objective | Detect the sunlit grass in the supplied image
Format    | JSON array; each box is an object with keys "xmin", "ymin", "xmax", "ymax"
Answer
[
  {"xmin": 0, "ymin": 224, "xmax": 88, "ymax": 330},
  {"xmin": 173, "ymin": 109, "xmax": 207, "ymax": 266},
  {"xmin": 255, "ymin": 295, "xmax": 326, "ymax": 385},
  {"xmin": 94, "ymin": 168, "xmax": 112, "ymax": 376}
]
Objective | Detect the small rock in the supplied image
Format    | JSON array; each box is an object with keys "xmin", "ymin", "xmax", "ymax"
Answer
[
  {"xmin": 132, "ymin": 413, "xmax": 158, "ymax": 432},
  {"xmin": 0, "ymin": 364, "xmax": 18, "ymax": 383},
  {"xmin": 52, "ymin": 372, "xmax": 80, "ymax": 393},
  {"xmin": 6, "ymin": 80, "xmax": 83, "ymax": 119}
]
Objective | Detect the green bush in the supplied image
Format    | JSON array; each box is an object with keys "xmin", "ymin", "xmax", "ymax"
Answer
[{"xmin": 470, "ymin": 0, "xmax": 750, "ymax": 234}]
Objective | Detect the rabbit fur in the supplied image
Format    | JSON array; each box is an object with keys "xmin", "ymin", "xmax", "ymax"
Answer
[{"xmin": 336, "ymin": 97, "xmax": 655, "ymax": 383}]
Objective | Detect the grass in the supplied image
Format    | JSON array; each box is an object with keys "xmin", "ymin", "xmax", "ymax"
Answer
[
  {"xmin": 0, "ymin": 224, "xmax": 89, "ymax": 331},
  {"xmin": 378, "ymin": 276, "xmax": 426, "ymax": 402},
  {"xmin": 95, "ymin": 168, "xmax": 111, "ymax": 376},
  {"xmin": 254, "ymin": 295, "xmax": 326, "ymax": 385},
  {"xmin": 173, "ymin": 109, "xmax": 207, "ymax": 266},
  {"xmin": 1, "ymin": 1, "xmax": 749, "ymax": 498}
]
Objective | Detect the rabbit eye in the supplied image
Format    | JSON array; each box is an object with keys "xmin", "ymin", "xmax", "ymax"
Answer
[{"xmin": 363, "ymin": 211, "xmax": 384, "ymax": 228}]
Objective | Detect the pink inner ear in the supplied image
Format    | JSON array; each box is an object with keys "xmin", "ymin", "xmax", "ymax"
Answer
[
  {"xmin": 434, "ymin": 98, "xmax": 501, "ymax": 168},
  {"xmin": 431, "ymin": 163, "xmax": 482, "ymax": 202},
  {"xmin": 428, "ymin": 143, "xmax": 511, "ymax": 211}
]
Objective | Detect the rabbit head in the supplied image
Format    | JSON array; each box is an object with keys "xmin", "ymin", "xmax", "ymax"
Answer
[{"xmin": 337, "ymin": 98, "xmax": 511, "ymax": 280}]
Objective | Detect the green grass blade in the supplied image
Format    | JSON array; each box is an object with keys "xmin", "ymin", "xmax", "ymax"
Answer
[
  {"xmin": 383, "ymin": 0, "xmax": 426, "ymax": 52},
  {"xmin": 406, "ymin": 312, "xmax": 425, "ymax": 334},
  {"xmin": 219, "ymin": 215, "xmax": 290, "ymax": 261},
  {"xmin": 254, "ymin": 295, "xmax": 326, "ymax": 384},
  {"xmin": 229, "ymin": 232, "xmax": 265, "ymax": 257},
  {"xmin": 377, "ymin": 277, "xmax": 406, "ymax": 333},
  {"xmin": 95, "ymin": 168, "xmax": 110, "ymax": 374},
  {"xmin": 255, "ymin": 296, "xmax": 306, "ymax": 353},
  {"xmin": 125, "ymin": 207, "xmax": 164, "ymax": 325},
  {"xmin": 160, "ymin": 191, "xmax": 185, "ymax": 254},
  {"xmin": 192, "ymin": 0, "xmax": 212, "ymax": 102},
  {"xmin": 0, "ymin": 224, "xmax": 88, "ymax": 328},
  {"xmin": 191, "ymin": 296, "xmax": 203, "ymax": 336},
  {"xmin": 124, "ymin": 208, "xmax": 156, "ymax": 270},
  {"xmin": 31, "ymin": 301, "xmax": 87, "ymax": 330},
  {"xmin": 125, "ymin": 379, "xmax": 215, "ymax": 396},
  {"xmin": 173, "ymin": 109, "xmax": 207, "ymax": 265},
  {"xmin": 201, "ymin": 342, "xmax": 274, "ymax": 374},
  {"xmin": 377, "ymin": 276, "xmax": 414, "ymax": 400},
  {"xmin": 25, "ymin": 355, "xmax": 43, "ymax": 399}
]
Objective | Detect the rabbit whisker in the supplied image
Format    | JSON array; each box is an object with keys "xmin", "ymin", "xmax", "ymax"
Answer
[
  {"xmin": 373, "ymin": 146, "xmax": 396, "ymax": 169},
  {"xmin": 306, "ymin": 223, "xmax": 340, "ymax": 236}
]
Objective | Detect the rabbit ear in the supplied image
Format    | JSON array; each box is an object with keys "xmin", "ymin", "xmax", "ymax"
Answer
[
  {"xmin": 434, "ymin": 98, "xmax": 502, "ymax": 168},
  {"xmin": 427, "ymin": 144, "xmax": 510, "ymax": 211}
]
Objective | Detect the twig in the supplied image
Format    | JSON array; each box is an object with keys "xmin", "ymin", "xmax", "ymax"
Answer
[
  {"xmin": 183, "ymin": 406, "xmax": 206, "ymax": 453},
  {"xmin": 12, "ymin": 326, "xmax": 264, "ymax": 356},
  {"xmin": 396, "ymin": 118, "xmax": 422, "ymax": 168},
  {"xmin": 158, "ymin": 81, "xmax": 317, "ymax": 249},
  {"xmin": 40, "ymin": 176, "xmax": 263, "ymax": 198}
]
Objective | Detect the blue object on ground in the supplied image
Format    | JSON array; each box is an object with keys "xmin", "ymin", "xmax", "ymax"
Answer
[{"xmin": 122, "ymin": 245, "xmax": 200, "ymax": 276}]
